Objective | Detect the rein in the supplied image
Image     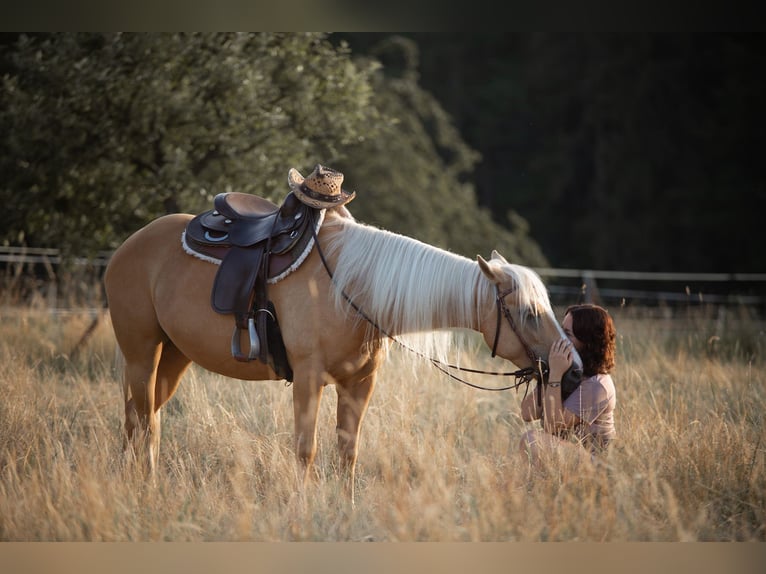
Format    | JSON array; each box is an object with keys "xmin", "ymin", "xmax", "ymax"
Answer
[{"xmin": 311, "ymin": 226, "xmax": 547, "ymax": 394}]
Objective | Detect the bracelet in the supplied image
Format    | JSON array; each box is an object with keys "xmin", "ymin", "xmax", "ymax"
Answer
[{"xmin": 547, "ymin": 381, "xmax": 561, "ymax": 388}]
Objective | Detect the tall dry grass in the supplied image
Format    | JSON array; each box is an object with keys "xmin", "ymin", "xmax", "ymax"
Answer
[{"xmin": 0, "ymin": 303, "xmax": 763, "ymax": 541}]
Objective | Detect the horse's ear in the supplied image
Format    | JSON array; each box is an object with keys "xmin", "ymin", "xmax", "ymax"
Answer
[
  {"xmin": 490, "ymin": 250, "xmax": 508, "ymax": 264},
  {"xmin": 477, "ymin": 254, "xmax": 505, "ymax": 284}
]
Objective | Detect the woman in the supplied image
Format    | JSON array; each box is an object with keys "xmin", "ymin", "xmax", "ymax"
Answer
[{"xmin": 519, "ymin": 304, "xmax": 617, "ymax": 468}]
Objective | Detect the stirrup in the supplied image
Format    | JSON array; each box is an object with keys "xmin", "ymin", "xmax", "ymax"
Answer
[{"xmin": 231, "ymin": 317, "xmax": 259, "ymax": 362}]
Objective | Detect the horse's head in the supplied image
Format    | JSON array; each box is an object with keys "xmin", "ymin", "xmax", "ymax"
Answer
[{"xmin": 477, "ymin": 250, "xmax": 583, "ymax": 388}]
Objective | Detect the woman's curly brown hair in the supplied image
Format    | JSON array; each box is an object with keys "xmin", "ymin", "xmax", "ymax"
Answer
[{"xmin": 565, "ymin": 304, "xmax": 616, "ymax": 376}]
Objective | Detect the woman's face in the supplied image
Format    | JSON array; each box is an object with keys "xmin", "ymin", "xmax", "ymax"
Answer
[{"xmin": 561, "ymin": 313, "xmax": 584, "ymax": 352}]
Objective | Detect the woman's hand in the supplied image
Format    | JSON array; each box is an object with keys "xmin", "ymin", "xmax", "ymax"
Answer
[{"xmin": 548, "ymin": 337, "xmax": 574, "ymax": 382}]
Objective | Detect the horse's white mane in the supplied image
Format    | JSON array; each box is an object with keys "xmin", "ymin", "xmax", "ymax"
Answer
[{"xmin": 322, "ymin": 217, "xmax": 553, "ymax": 359}]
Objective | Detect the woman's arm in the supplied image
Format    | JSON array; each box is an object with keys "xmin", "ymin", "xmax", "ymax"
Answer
[{"xmin": 542, "ymin": 338, "xmax": 581, "ymax": 433}]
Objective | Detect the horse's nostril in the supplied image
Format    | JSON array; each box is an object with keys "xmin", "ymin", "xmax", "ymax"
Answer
[{"xmin": 565, "ymin": 367, "xmax": 583, "ymax": 383}]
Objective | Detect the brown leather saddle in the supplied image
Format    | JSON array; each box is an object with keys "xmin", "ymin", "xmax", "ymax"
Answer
[{"xmin": 183, "ymin": 191, "xmax": 321, "ymax": 380}]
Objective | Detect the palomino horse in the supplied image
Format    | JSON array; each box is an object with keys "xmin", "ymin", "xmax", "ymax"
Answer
[{"xmin": 104, "ymin": 201, "xmax": 582, "ymax": 501}]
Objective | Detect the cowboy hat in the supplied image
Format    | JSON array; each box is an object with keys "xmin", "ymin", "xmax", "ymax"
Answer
[{"xmin": 287, "ymin": 164, "xmax": 356, "ymax": 209}]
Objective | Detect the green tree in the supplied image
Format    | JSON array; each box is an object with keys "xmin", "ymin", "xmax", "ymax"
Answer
[
  {"xmin": 1, "ymin": 33, "xmax": 547, "ymax": 266},
  {"xmin": 0, "ymin": 33, "xmax": 380, "ymax": 255}
]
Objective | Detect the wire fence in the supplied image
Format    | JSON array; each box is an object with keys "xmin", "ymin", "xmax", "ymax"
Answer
[{"xmin": 3, "ymin": 246, "xmax": 763, "ymax": 360}]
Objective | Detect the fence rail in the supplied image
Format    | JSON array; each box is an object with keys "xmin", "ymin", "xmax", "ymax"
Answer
[
  {"xmin": 0, "ymin": 246, "xmax": 111, "ymax": 266},
  {"xmin": 535, "ymin": 267, "xmax": 766, "ymax": 283},
  {"xmin": 534, "ymin": 267, "xmax": 766, "ymax": 306}
]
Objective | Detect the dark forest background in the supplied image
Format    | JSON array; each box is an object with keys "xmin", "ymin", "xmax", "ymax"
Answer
[
  {"xmin": 2, "ymin": 33, "xmax": 764, "ymax": 273},
  {"xmin": 337, "ymin": 33, "xmax": 765, "ymax": 273}
]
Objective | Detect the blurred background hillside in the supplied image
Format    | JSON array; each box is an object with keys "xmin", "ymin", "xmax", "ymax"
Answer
[{"xmin": 1, "ymin": 33, "xmax": 763, "ymax": 274}]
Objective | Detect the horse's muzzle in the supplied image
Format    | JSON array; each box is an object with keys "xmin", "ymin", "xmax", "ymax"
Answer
[
  {"xmin": 561, "ymin": 364, "xmax": 583, "ymax": 400},
  {"xmin": 562, "ymin": 365, "xmax": 584, "ymax": 389},
  {"xmin": 558, "ymin": 348, "xmax": 584, "ymax": 396}
]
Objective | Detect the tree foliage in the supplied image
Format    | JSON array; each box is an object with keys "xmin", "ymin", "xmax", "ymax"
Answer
[
  {"xmin": 1, "ymin": 33, "xmax": 381, "ymax": 254},
  {"xmin": 0, "ymin": 32, "xmax": 547, "ymax": 266}
]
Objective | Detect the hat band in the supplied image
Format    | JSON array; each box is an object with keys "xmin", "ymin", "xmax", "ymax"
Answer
[{"xmin": 299, "ymin": 184, "xmax": 346, "ymax": 204}]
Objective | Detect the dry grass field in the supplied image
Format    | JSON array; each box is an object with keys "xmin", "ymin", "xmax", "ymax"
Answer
[{"xmin": 0, "ymin": 301, "xmax": 764, "ymax": 541}]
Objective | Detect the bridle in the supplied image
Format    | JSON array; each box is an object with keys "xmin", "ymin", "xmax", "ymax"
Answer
[
  {"xmin": 312, "ymin": 226, "xmax": 549, "ymax": 394},
  {"xmin": 490, "ymin": 285, "xmax": 549, "ymax": 385}
]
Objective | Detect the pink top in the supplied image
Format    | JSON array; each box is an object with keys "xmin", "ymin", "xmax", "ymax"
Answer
[{"xmin": 563, "ymin": 373, "xmax": 616, "ymax": 445}]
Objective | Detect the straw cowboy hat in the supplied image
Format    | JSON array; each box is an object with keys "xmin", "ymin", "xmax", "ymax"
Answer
[{"xmin": 287, "ymin": 164, "xmax": 356, "ymax": 209}]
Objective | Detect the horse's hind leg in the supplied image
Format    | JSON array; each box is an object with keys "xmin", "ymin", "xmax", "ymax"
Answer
[
  {"xmin": 122, "ymin": 339, "xmax": 189, "ymax": 474},
  {"xmin": 155, "ymin": 341, "xmax": 191, "ymax": 411},
  {"xmin": 122, "ymin": 342, "xmax": 163, "ymax": 473}
]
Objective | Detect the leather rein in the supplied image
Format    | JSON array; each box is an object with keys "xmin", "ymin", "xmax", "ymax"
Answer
[{"xmin": 312, "ymin": 226, "xmax": 548, "ymax": 394}]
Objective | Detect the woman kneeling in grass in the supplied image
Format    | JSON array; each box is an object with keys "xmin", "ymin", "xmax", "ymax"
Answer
[{"xmin": 519, "ymin": 304, "xmax": 617, "ymax": 468}]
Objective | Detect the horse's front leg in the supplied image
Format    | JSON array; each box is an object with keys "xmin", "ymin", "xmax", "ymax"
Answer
[
  {"xmin": 292, "ymin": 377, "xmax": 326, "ymax": 483},
  {"xmin": 336, "ymin": 373, "xmax": 376, "ymax": 506}
]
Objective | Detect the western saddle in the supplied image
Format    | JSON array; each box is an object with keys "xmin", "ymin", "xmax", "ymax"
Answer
[{"xmin": 183, "ymin": 191, "xmax": 322, "ymax": 380}]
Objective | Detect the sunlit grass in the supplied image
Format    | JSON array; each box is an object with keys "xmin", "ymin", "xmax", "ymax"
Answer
[{"xmin": 0, "ymin": 304, "xmax": 763, "ymax": 540}]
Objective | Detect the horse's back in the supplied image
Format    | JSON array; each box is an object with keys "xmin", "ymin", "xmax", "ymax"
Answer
[{"xmin": 107, "ymin": 214, "xmax": 192, "ymax": 269}]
